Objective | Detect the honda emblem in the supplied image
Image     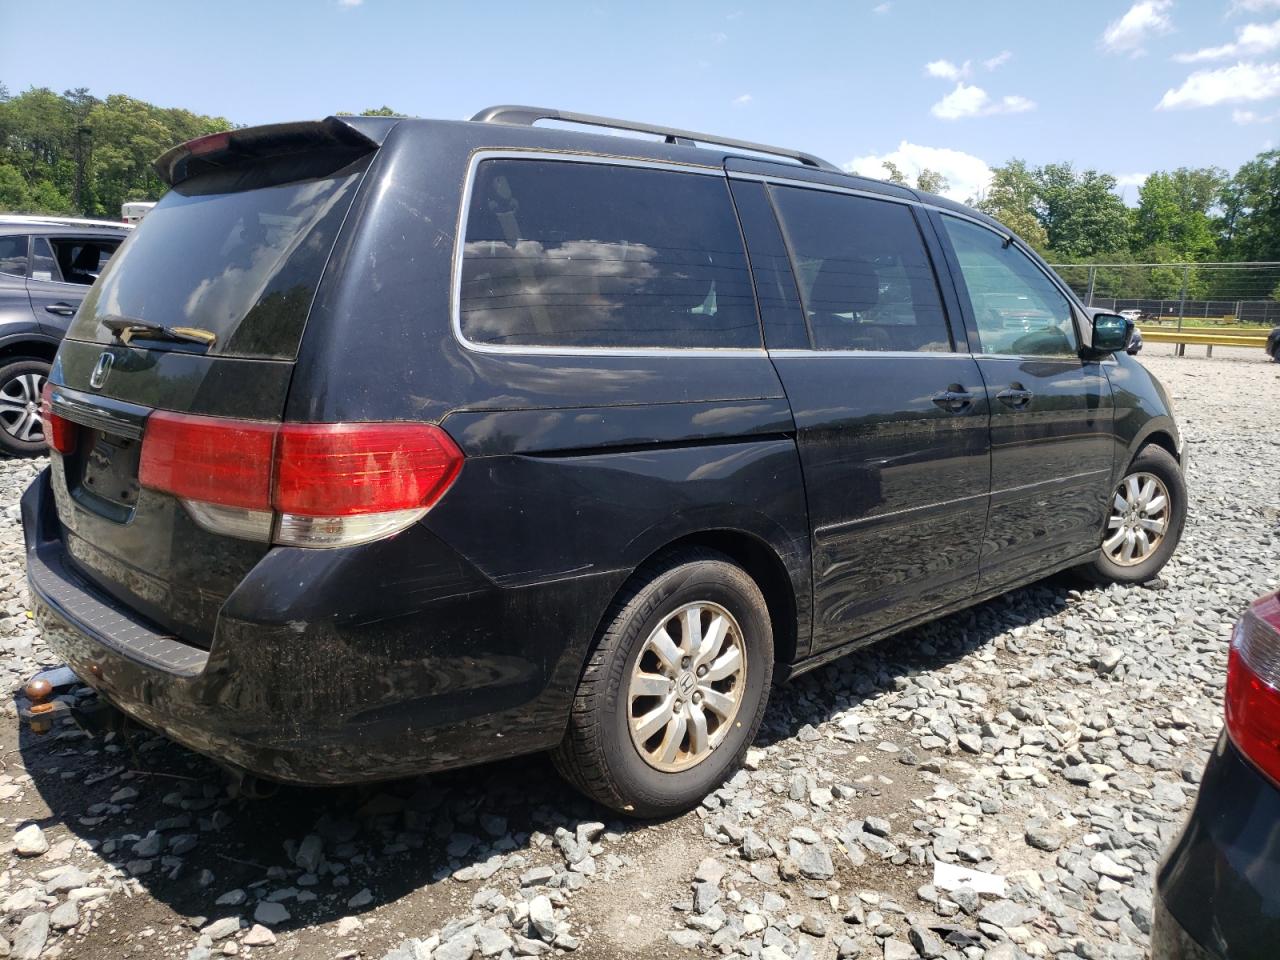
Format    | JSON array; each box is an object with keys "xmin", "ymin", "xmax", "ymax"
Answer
[{"xmin": 89, "ymin": 353, "xmax": 113, "ymax": 390}]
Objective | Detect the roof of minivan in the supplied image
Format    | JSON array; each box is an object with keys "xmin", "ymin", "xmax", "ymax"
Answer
[{"xmin": 155, "ymin": 112, "xmax": 1010, "ymax": 236}]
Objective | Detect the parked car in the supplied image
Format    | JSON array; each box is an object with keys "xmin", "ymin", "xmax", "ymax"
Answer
[
  {"xmin": 1152, "ymin": 590, "xmax": 1280, "ymax": 960},
  {"xmin": 0, "ymin": 217, "xmax": 130, "ymax": 454},
  {"xmin": 22, "ymin": 108, "xmax": 1187, "ymax": 816},
  {"xmin": 1267, "ymin": 324, "xmax": 1279, "ymax": 361},
  {"xmin": 1119, "ymin": 309, "xmax": 1143, "ymax": 324},
  {"xmin": 120, "ymin": 201, "xmax": 155, "ymax": 225},
  {"xmin": 1128, "ymin": 325, "xmax": 1144, "ymax": 355}
]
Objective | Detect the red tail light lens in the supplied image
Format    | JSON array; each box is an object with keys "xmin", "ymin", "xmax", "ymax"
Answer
[
  {"xmin": 275, "ymin": 423, "xmax": 463, "ymax": 517},
  {"xmin": 139, "ymin": 412, "xmax": 276, "ymax": 511},
  {"xmin": 39, "ymin": 383, "xmax": 77, "ymax": 455},
  {"xmin": 138, "ymin": 412, "xmax": 464, "ymax": 547},
  {"xmin": 1225, "ymin": 592, "xmax": 1280, "ymax": 787}
]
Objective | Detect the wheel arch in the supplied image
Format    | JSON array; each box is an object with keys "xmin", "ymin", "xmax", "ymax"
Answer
[
  {"xmin": 600, "ymin": 525, "xmax": 808, "ymax": 669},
  {"xmin": 0, "ymin": 336, "xmax": 59, "ymax": 366}
]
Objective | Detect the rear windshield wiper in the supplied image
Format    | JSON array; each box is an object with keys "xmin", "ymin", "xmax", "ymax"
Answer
[{"xmin": 100, "ymin": 315, "xmax": 217, "ymax": 348}]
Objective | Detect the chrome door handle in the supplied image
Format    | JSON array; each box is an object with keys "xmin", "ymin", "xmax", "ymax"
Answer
[
  {"xmin": 996, "ymin": 388, "xmax": 1034, "ymax": 408},
  {"xmin": 932, "ymin": 387, "xmax": 975, "ymax": 413},
  {"xmin": 45, "ymin": 303, "xmax": 76, "ymax": 317}
]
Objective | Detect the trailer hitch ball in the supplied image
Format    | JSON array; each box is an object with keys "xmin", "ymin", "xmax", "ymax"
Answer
[{"xmin": 24, "ymin": 678, "xmax": 57, "ymax": 734}]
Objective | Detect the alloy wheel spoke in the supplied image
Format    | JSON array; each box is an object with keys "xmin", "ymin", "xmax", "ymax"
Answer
[
  {"xmin": 694, "ymin": 613, "xmax": 729, "ymax": 668},
  {"xmin": 680, "ymin": 607, "xmax": 702, "ymax": 655},
  {"xmin": 1121, "ymin": 530, "xmax": 1137, "ymax": 562},
  {"xmin": 656, "ymin": 711, "xmax": 688, "ymax": 765},
  {"xmin": 687, "ymin": 704, "xmax": 709, "ymax": 756},
  {"xmin": 705, "ymin": 645, "xmax": 742, "ymax": 683},
  {"xmin": 1137, "ymin": 478, "xmax": 1156, "ymax": 509},
  {"xmin": 630, "ymin": 672, "xmax": 672, "ymax": 699},
  {"xmin": 1138, "ymin": 517, "xmax": 1166, "ymax": 534},
  {"xmin": 1144, "ymin": 494, "xmax": 1167, "ymax": 515},
  {"xmin": 699, "ymin": 687, "xmax": 736, "ymax": 720},
  {"xmin": 649, "ymin": 627, "xmax": 682, "ymax": 675},
  {"xmin": 1134, "ymin": 529, "xmax": 1152, "ymax": 557},
  {"xmin": 1113, "ymin": 491, "xmax": 1128, "ymax": 513},
  {"xmin": 0, "ymin": 398, "xmax": 26, "ymax": 415},
  {"xmin": 1126, "ymin": 475, "xmax": 1142, "ymax": 507},
  {"xmin": 1103, "ymin": 529, "xmax": 1127, "ymax": 553},
  {"xmin": 633, "ymin": 694, "xmax": 675, "ymax": 743}
]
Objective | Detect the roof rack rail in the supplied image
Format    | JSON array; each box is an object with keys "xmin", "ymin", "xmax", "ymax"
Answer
[{"xmin": 470, "ymin": 105, "xmax": 843, "ymax": 173}]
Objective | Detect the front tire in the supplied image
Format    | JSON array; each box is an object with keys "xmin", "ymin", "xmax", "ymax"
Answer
[
  {"xmin": 1084, "ymin": 444, "xmax": 1186, "ymax": 585},
  {"xmin": 0, "ymin": 358, "xmax": 50, "ymax": 456},
  {"xmin": 552, "ymin": 549, "xmax": 773, "ymax": 818}
]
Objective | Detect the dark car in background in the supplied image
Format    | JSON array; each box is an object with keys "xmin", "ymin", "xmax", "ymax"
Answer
[
  {"xmin": 23, "ymin": 108, "xmax": 1186, "ymax": 817},
  {"xmin": 1267, "ymin": 325, "xmax": 1279, "ymax": 361},
  {"xmin": 1153, "ymin": 590, "xmax": 1280, "ymax": 960},
  {"xmin": 0, "ymin": 217, "xmax": 130, "ymax": 454}
]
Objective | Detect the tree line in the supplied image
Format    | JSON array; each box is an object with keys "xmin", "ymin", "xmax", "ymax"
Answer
[{"xmin": 2, "ymin": 84, "xmax": 1277, "ymax": 299}]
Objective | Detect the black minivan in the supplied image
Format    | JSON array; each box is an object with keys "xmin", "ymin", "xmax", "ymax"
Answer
[{"xmin": 22, "ymin": 108, "xmax": 1186, "ymax": 817}]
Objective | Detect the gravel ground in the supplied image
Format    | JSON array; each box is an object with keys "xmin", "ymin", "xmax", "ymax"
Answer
[{"xmin": 1, "ymin": 351, "xmax": 1278, "ymax": 960}]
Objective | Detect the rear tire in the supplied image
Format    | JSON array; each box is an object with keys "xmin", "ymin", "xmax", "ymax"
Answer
[
  {"xmin": 1083, "ymin": 444, "xmax": 1186, "ymax": 585},
  {"xmin": 0, "ymin": 358, "xmax": 50, "ymax": 457},
  {"xmin": 552, "ymin": 549, "xmax": 773, "ymax": 818}
]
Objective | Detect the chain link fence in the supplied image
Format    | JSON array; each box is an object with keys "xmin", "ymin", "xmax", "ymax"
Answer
[{"xmin": 1049, "ymin": 262, "xmax": 1280, "ymax": 328}]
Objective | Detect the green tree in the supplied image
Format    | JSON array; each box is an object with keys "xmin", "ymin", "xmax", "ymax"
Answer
[
  {"xmin": 974, "ymin": 159, "xmax": 1049, "ymax": 251},
  {"xmin": 914, "ymin": 168, "xmax": 950, "ymax": 195},
  {"xmin": 1132, "ymin": 167, "xmax": 1224, "ymax": 260},
  {"xmin": 1219, "ymin": 150, "xmax": 1280, "ymax": 262},
  {"xmin": 0, "ymin": 162, "xmax": 29, "ymax": 209},
  {"xmin": 1031, "ymin": 163, "xmax": 1130, "ymax": 260},
  {"xmin": 879, "ymin": 161, "xmax": 908, "ymax": 186}
]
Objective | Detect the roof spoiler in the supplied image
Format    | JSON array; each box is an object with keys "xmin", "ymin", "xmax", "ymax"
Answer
[{"xmin": 153, "ymin": 115, "xmax": 397, "ymax": 187}]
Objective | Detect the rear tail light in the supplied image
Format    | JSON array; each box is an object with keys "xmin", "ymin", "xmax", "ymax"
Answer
[
  {"xmin": 40, "ymin": 383, "xmax": 77, "ymax": 455},
  {"xmin": 138, "ymin": 412, "xmax": 463, "ymax": 547},
  {"xmin": 1225, "ymin": 592, "xmax": 1280, "ymax": 787}
]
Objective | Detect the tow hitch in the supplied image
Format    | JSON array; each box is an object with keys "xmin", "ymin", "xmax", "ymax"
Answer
[{"xmin": 20, "ymin": 665, "xmax": 127, "ymax": 736}]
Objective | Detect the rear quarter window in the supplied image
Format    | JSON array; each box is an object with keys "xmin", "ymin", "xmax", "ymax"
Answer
[
  {"xmin": 0, "ymin": 236, "xmax": 28, "ymax": 277},
  {"xmin": 459, "ymin": 158, "xmax": 760, "ymax": 351}
]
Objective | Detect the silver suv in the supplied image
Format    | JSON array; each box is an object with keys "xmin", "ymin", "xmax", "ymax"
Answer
[{"xmin": 0, "ymin": 216, "xmax": 130, "ymax": 454}]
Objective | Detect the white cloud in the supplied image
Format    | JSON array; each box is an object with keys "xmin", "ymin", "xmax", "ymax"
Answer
[
  {"xmin": 1102, "ymin": 1, "xmax": 1174, "ymax": 56},
  {"xmin": 984, "ymin": 50, "xmax": 1013, "ymax": 71},
  {"xmin": 711, "ymin": 31, "xmax": 728, "ymax": 45},
  {"xmin": 1115, "ymin": 172, "xmax": 1150, "ymax": 189},
  {"xmin": 925, "ymin": 59, "xmax": 971, "ymax": 81},
  {"xmin": 931, "ymin": 82, "xmax": 1035, "ymax": 119},
  {"xmin": 872, "ymin": 2, "xmax": 892, "ymax": 13},
  {"xmin": 732, "ymin": 93, "xmax": 752, "ymax": 106},
  {"xmin": 1232, "ymin": 0, "xmax": 1280, "ymax": 13},
  {"xmin": 845, "ymin": 141, "xmax": 993, "ymax": 202},
  {"xmin": 1174, "ymin": 18, "xmax": 1280, "ymax": 61},
  {"xmin": 1157, "ymin": 61, "xmax": 1280, "ymax": 108},
  {"xmin": 1233, "ymin": 106, "xmax": 1280, "ymax": 122},
  {"xmin": 337, "ymin": 0, "xmax": 363, "ymax": 6}
]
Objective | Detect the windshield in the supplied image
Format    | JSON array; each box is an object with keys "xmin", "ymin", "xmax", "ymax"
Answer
[{"xmin": 69, "ymin": 154, "xmax": 368, "ymax": 359}]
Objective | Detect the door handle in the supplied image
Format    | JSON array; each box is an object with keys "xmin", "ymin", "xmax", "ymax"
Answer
[
  {"xmin": 932, "ymin": 385, "xmax": 975, "ymax": 413},
  {"xmin": 996, "ymin": 383, "xmax": 1035, "ymax": 408},
  {"xmin": 44, "ymin": 303, "xmax": 76, "ymax": 317}
]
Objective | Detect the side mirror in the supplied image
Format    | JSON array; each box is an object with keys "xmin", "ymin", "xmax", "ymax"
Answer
[
  {"xmin": 1126, "ymin": 326, "xmax": 1143, "ymax": 355},
  {"xmin": 1090, "ymin": 313, "xmax": 1132, "ymax": 354}
]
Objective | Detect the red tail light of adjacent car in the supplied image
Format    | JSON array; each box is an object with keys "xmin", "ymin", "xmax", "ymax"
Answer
[{"xmin": 1225, "ymin": 591, "xmax": 1280, "ymax": 787}]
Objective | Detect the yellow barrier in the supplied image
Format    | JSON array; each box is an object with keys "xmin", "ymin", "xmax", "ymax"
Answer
[{"xmin": 1139, "ymin": 328, "xmax": 1268, "ymax": 356}]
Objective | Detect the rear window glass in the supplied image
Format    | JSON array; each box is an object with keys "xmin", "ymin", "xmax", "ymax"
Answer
[
  {"xmin": 0, "ymin": 236, "xmax": 27, "ymax": 277},
  {"xmin": 69, "ymin": 155, "xmax": 368, "ymax": 359},
  {"xmin": 459, "ymin": 159, "xmax": 760, "ymax": 350}
]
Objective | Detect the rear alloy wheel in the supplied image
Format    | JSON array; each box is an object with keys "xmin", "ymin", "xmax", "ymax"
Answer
[
  {"xmin": 1084, "ymin": 444, "xmax": 1186, "ymax": 585},
  {"xmin": 0, "ymin": 359, "xmax": 50, "ymax": 456},
  {"xmin": 553, "ymin": 549, "xmax": 773, "ymax": 818}
]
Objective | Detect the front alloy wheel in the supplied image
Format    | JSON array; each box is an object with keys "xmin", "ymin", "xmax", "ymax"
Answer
[{"xmin": 1103, "ymin": 472, "xmax": 1170, "ymax": 566}]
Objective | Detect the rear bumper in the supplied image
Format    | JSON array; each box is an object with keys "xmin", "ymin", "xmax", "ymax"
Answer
[
  {"xmin": 22, "ymin": 468, "xmax": 619, "ymax": 784},
  {"xmin": 1152, "ymin": 732, "xmax": 1280, "ymax": 960}
]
